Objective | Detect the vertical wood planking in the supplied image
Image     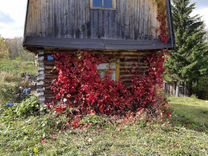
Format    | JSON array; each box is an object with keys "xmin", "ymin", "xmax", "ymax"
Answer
[{"xmin": 26, "ymin": 0, "xmax": 161, "ymax": 40}]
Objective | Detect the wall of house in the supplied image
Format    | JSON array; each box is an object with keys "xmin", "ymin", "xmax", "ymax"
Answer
[
  {"xmin": 25, "ymin": 0, "xmax": 160, "ymax": 40},
  {"xmin": 37, "ymin": 51, "xmax": 152, "ymax": 103}
]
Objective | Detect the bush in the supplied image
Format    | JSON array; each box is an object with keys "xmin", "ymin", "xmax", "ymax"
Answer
[
  {"xmin": 193, "ymin": 76, "xmax": 208, "ymax": 99},
  {"xmin": 0, "ymin": 71, "xmax": 37, "ymax": 105},
  {"xmin": 15, "ymin": 96, "xmax": 47, "ymax": 117},
  {"xmin": 0, "ymin": 37, "xmax": 9, "ymax": 59},
  {"xmin": 1, "ymin": 96, "xmax": 47, "ymax": 119},
  {"xmin": 0, "ymin": 84, "xmax": 20, "ymax": 104},
  {"xmin": 0, "ymin": 83, "xmax": 33, "ymax": 105}
]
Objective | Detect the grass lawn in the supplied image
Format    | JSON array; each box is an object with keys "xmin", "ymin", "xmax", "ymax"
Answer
[
  {"xmin": 0, "ymin": 97, "xmax": 208, "ymax": 155},
  {"xmin": 0, "ymin": 59, "xmax": 37, "ymax": 105},
  {"xmin": 0, "ymin": 59, "xmax": 37, "ymax": 76},
  {"xmin": 169, "ymin": 97, "xmax": 208, "ymax": 132}
]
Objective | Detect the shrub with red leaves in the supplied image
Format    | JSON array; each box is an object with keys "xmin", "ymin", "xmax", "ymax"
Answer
[{"xmin": 48, "ymin": 51, "xmax": 171, "ymax": 124}]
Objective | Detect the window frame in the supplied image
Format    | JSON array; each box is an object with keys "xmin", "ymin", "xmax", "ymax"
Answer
[
  {"xmin": 90, "ymin": 0, "xmax": 116, "ymax": 10},
  {"xmin": 97, "ymin": 61, "xmax": 120, "ymax": 81}
]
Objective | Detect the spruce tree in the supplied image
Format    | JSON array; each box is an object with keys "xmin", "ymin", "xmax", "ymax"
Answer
[{"xmin": 166, "ymin": 0, "xmax": 208, "ymax": 95}]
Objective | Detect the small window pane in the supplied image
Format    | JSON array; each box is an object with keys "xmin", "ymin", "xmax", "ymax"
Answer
[
  {"xmin": 93, "ymin": 0, "xmax": 102, "ymax": 8},
  {"xmin": 103, "ymin": 0, "xmax": 113, "ymax": 8},
  {"xmin": 97, "ymin": 63, "xmax": 117, "ymax": 81}
]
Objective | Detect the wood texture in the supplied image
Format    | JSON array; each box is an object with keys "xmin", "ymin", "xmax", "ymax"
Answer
[
  {"xmin": 25, "ymin": 0, "xmax": 160, "ymax": 40},
  {"xmin": 24, "ymin": 36, "xmax": 172, "ymax": 51},
  {"xmin": 37, "ymin": 51, "xmax": 46, "ymax": 104},
  {"xmin": 42, "ymin": 51, "xmax": 150, "ymax": 103}
]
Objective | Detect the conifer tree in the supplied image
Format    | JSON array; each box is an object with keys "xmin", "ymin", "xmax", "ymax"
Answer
[{"xmin": 166, "ymin": 0, "xmax": 208, "ymax": 95}]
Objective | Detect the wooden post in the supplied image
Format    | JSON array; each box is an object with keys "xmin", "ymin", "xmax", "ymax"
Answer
[
  {"xmin": 116, "ymin": 59, "xmax": 120, "ymax": 81},
  {"xmin": 175, "ymin": 82, "xmax": 179, "ymax": 97},
  {"xmin": 37, "ymin": 51, "xmax": 45, "ymax": 104}
]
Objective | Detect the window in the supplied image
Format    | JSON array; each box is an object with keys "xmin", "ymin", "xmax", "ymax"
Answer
[
  {"xmin": 97, "ymin": 63, "xmax": 119, "ymax": 81},
  {"xmin": 91, "ymin": 0, "xmax": 116, "ymax": 9}
]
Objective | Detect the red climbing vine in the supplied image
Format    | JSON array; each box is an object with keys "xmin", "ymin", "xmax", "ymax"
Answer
[
  {"xmin": 156, "ymin": 0, "xmax": 170, "ymax": 44},
  {"xmin": 48, "ymin": 51, "xmax": 170, "ymax": 127}
]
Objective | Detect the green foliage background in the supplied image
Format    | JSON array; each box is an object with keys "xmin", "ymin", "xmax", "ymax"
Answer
[{"xmin": 166, "ymin": 0, "xmax": 208, "ymax": 98}]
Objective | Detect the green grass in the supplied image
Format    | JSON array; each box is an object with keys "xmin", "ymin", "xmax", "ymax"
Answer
[
  {"xmin": 0, "ymin": 59, "xmax": 37, "ymax": 105},
  {"xmin": 0, "ymin": 97, "xmax": 208, "ymax": 155},
  {"xmin": 0, "ymin": 59, "xmax": 37, "ymax": 76},
  {"xmin": 40, "ymin": 124, "xmax": 208, "ymax": 156},
  {"xmin": 169, "ymin": 96, "xmax": 208, "ymax": 132}
]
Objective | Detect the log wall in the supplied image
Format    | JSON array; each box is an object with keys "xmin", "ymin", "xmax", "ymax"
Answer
[
  {"xmin": 37, "ymin": 51, "xmax": 151, "ymax": 103},
  {"xmin": 37, "ymin": 51, "xmax": 46, "ymax": 104}
]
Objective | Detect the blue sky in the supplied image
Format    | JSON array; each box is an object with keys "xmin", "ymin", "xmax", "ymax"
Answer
[
  {"xmin": 192, "ymin": 0, "xmax": 208, "ymax": 28},
  {"xmin": 0, "ymin": 0, "xmax": 207, "ymax": 38},
  {"xmin": 192, "ymin": 0, "xmax": 208, "ymax": 9},
  {"xmin": 0, "ymin": 0, "xmax": 27, "ymax": 38}
]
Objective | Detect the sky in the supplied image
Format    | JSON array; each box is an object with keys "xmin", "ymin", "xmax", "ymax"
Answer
[
  {"xmin": 192, "ymin": 0, "xmax": 208, "ymax": 29},
  {"xmin": 0, "ymin": 0, "xmax": 207, "ymax": 38}
]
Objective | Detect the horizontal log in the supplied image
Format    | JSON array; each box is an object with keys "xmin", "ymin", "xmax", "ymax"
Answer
[
  {"xmin": 94, "ymin": 52, "xmax": 152, "ymax": 56},
  {"xmin": 45, "ymin": 73, "xmax": 58, "ymax": 76},
  {"xmin": 120, "ymin": 61, "xmax": 147, "ymax": 64},
  {"xmin": 38, "ymin": 56, "xmax": 44, "ymax": 61},
  {"xmin": 37, "ymin": 76, "xmax": 45, "ymax": 81},
  {"xmin": 120, "ymin": 80, "xmax": 132, "ymax": 83},
  {"xmin": 120, "ymin": 69, "xmax": 147, "ymax": 73},
  {"xmin": 37, "ymin": 81, "xmax": 44, "ymax": 86},
  {"xmin": 44, "ymin": 77, "xmax": 57, "ymax": 80},
  {"xmin": 44, "ymin": 78, "xmax": 57, "ymax": 82},
  {"xmin": 45, "ymin": 69, "xmax": 57, "ymax": 73},
  {"xmin": 45, "ymin": 94, "xmax": 55, "ymax": 98},
  {"xmin": 38, "ymin": 67, "xmax": 45, "ymax": 71},
  {"xmin": 37, "ymin": 92, "xmax": 45, "ymax": 97},
  {"xmin": 45, "ymin": 66, "xmax": 56, "ymax": 70},
  {"xmin": 38, "ymin": 51, "xmax": 44, "ymax": 55},
  {"xmin": 37, "ymin": 88, "xmax": 45, "ymax": 92},
  {"xmin": 44, "ymin": 62, "xmax": 55, "ymax": 66}
]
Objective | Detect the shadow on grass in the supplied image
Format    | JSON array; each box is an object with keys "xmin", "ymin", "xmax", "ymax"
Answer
[{"xmin": 172, "ymin": 104, "xmax": 208, "ymax": 133}]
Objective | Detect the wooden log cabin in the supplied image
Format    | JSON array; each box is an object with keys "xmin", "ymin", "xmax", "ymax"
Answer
[{"xmin": 23, "ymin": 0, "xmax": 175, "ymax": 104}]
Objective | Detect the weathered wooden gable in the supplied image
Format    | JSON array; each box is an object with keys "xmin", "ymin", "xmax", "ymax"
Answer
[{"xmin": 24, "ymin": 0, "xmax": 174, "ymax": 51}]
